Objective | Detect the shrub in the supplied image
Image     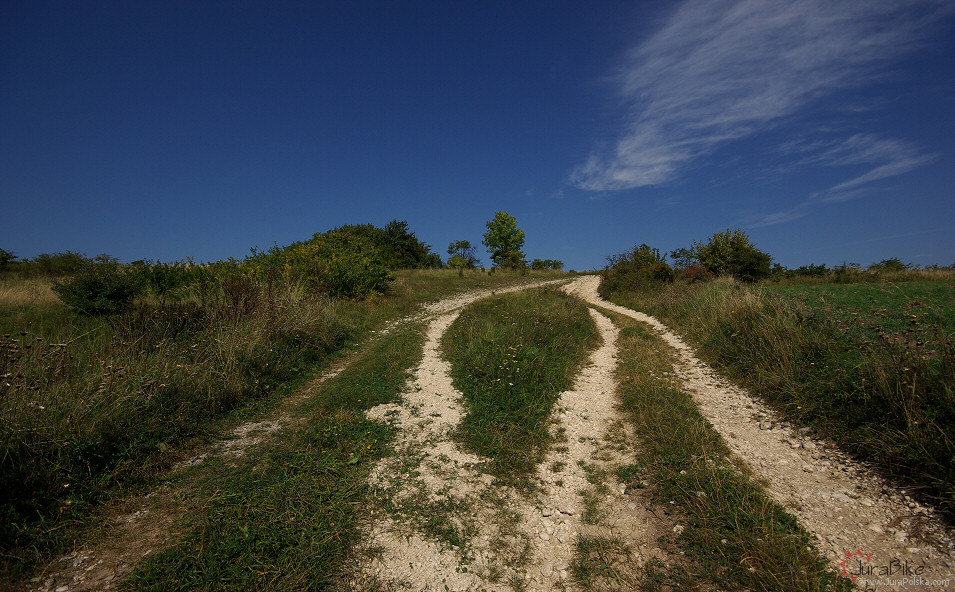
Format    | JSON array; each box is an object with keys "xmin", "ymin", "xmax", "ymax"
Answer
[
  {"xmin": 0, "ymin": 248, "xmax": 14, "ymax": 270},
  {"xmin": 868, "ymin": 257, "xmax": 912, "ymax": 272},
  {"xmin": 448, "ymin": 240, "xmax": 480, "ymax": 269},
  {"xmin": 694, "ymin": 229, "xmax": 772, "ymax": 283},
  {"xmin": 31, "ymin": 251, "xmax": 88, "ymax": 277},
  {"xmin": 52, "ymin": 261, "xmax": 144, "ymax": 315},
  {"xmin": 138, "ymin": 262, "xmax": 202, "ymax": 303},
  {"xmin": 530, "ymin": 259, "xmax": 564, "ymax": 271},
  {"xmin": 246, "ymin": 229, "xmax": 392, "ymax": 300},
  {"xmin": 600, "ymin": 243, "xmax": 673, "ymax": 297}
]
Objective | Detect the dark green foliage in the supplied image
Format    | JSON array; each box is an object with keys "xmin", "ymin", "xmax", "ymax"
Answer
[
  {"xmin": 246, "ymin": 229, "xmax": 393, "ymax": 300},
  {"xmin": 694, "ymin": 229, "xmax": 772, "ymax": 282},
  {"xmin": 448, "ymin": 240, "xmax": 480, "ymax": 269},
  {"xmin": 28, "ymin": 251, "xmax": 88, "ymax": 276},
  {"xmin": 868, "ymin": 257, "xmax": 912, "ymax": 272},
  {"xmin": 529, "ymin": 259, "xmax": 563, "ymax": 270},
  {"xmin": 137, "ymin": 261, "xmax": 204, "ymax": 303},
  {"xmin": 319, "ymin": 220, "xmax": 439, "ymax": 270},
  {"xmin": 600, "ymin": 244, "xmax": 674, "ymax": 297},
  {"xmin": 482, "ymin": 211, "xmax": 526, "ymax": 269},
  {"xmin": 0, "ymin": 248, "xmax": 14, "ymax": 270},
  {"xmin": 52, "ymin": 260, "xmax": 144, "ymax": 315}
]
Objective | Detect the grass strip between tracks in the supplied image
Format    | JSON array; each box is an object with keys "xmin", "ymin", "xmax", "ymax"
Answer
[
  {"xmin": 442, "ymin": 287, "xmax": 599, "ymax": 485},
  {"xmin": 120, "ymin": 320, "xmax": 426, "ymax": 591},
  {"xmin": 598, "ymin": 312, "xmax": 851, "ymax": 592}
]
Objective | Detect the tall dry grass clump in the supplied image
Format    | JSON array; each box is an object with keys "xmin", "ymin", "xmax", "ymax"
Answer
[{"xmin": 0, "ymin": 275, "xmax": 350, "ymax": 576}]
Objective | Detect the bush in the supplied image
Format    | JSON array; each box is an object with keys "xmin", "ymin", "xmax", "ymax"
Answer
[
  {"xmin": 600, "ymin": 244, "xmax": 673, "ymax": 297},
  {"xmin": 52, "ymin": 261, "xmax": 144, "ymax": 315},
  {"xmin": 0, "ymin": 248, "xmax": 14, "ymax": 270},
  {"xmin": 246, "ymin": 229, "xmax": 392, "ymax": 300},
  {"xmin": 138, "ymin": 262, "xmax": 202, "ymax": 303},
  {"xmin": 694, "ymin": 229, "xmax": 772, "ymax": 283}
]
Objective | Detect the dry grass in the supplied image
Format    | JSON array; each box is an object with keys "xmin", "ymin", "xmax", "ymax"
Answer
[{"xmin": 0, "ymin": 276, "xmax": 59, "ymax": 307}]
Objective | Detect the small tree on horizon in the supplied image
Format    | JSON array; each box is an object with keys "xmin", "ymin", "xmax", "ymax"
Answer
[
  {"xmin": 447, "ymin": 240, "xmax": 480, "ymax": 269},
  {"xmin": 482, "ymin": 211, "xmax": 526, "ymax": 269}
]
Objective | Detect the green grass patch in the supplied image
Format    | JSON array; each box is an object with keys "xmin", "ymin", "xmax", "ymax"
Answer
[
  {"xmin": 442, "ymin": 288, "xmax": 598, "ymax": 481},
  {"xmin": 606, "ymin": 277, "xmax": 955, "ymax": 514},
  {"xmin": 768, "ymin": 280, "xmax": 955, "ymax": 352},
  {"xmin": 121, "ymin": 320, "xmax": 426, "ymax": 591},
  {"xmin": 611, "ymin": 315, "xmax": 849, "ymax": 592},
  {"xmin": 0, "ymin": 268, "xmax": 562, "ymax": 587}
]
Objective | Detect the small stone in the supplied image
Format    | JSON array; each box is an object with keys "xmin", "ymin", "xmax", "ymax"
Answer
[
  {"xmin": 541, "ymin": 507, "xmax": 554, "ymax": 517},
  {"xmin": 907, "ymin": 547, "xmax": 920, "ymax": 554},
  {"xmin": 541, "ymin": 562, "xmax": 554, "ymax": 577},
  {"xmin": 868, "ymin": 524, "xmax": 884, "ymax": 534},
  {"xmin": 558, "ymin": 503, "xmax": 575, "ymax": 516},
  {"xmin": 557, "ymin": 531, "xmax": 567, "ymax": 543},
  {"xmin": 801, "ymin": 441, "xmax": 816, "ymax": 451},
  {"xmin": 539, "ymin": 532, "xmax": 550, "ymax": 541},
  {"xmin": 672, "ymin": 524, "xmax": 685, "ymax": 535},
  {"xmin": 861, "ymin": 499, "xmax": 875, "ymax": 507}
]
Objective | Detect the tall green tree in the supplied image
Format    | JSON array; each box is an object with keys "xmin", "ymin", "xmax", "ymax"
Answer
[
  {"xmin": 482, "ymin": 211, "xmax": 526, "ymax": 269},
  {"xmin": 694, "ymin": 229, "xmax": 772, "ymax": 282}
]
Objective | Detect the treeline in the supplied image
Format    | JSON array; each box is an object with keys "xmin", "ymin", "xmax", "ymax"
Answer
[
  {"xmin": 601, "ymin": 228, "xmax": 954, "ymax": 296},
  {"xmin": 2, "ymin": 220, "xmax": 442, "ymax": 315}
]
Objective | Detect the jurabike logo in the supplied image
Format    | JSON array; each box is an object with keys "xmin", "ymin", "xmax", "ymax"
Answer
[{"xmin": 838, "ymin": 547, "xmax": 949, "ymax": 590}]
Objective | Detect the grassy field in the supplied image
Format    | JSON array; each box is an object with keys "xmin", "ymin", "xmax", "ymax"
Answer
[
  {"xmin": 606, "ymin": 276, "xmax": 955, "ymax": 514},
  {"xmin": 767, "ymin": 280, "xmax": 955, "ymax": 352},
  {"xmin": 0, "ymin": 268, "xmax": 563, "ymax": 587}
]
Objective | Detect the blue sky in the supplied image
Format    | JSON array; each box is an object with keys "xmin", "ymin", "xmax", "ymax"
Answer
[{"xmin": 3, "ymin": 0, "xmax": 954, "ymax": 270}]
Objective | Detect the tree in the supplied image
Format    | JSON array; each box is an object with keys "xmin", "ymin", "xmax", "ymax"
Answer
[
  {"xmin": 694, "ymin": 229, "xmax": 772, "ymax": 283},
  {"xmin": 482, "ymin": 211, "xmax": 526, "ymax": 269},
  {"xmin": 447, "ymin": 240, "xmax": 480, "ymax": 269},
  {"xmin": 0, "ymin": 248, "xmax": 14, "ymax": 270},
  {"xmin": 600, "ymin": 244, "xmax": 673, "ymax": 297},
  {"xmin": 868, "ymin": 258, "xmax": 911, "ymax": 272}
]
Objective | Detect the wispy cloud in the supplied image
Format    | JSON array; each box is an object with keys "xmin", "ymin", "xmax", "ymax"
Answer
[
  {"xmin": 571, "ymin": 0, "xmax": 950, "ymax": 191},
  {"xmin": 748, "ymin": 134, "xmax": 938, "ymax": 226}
]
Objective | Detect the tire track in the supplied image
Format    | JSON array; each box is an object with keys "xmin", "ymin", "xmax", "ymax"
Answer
[
  {"xmin": 568, "ymin": 274, "xmax": 955, "ymax": 591},
  {"xmin": 356, "ymin": 280, "xmax": 659, "ymax": 591}
]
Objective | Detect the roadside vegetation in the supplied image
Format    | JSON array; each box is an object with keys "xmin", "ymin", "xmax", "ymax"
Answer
[
  {"xmin": 594, "ymin": 312, "xmax": 850, "ymax": 591},
  {"xmin": 0, "ymin": 218, "xmax": 567, "ymax": 587},
  {"xmin": 121, "ymin": 320, "xmax": 426, "ymax": 591},
  {"xmin": 442, "ymin": 288, "xmax": 598, "ymax": 482},
  {"xmin": 601, "ymin": 229, "xmax": 955, "ymax": 515}
]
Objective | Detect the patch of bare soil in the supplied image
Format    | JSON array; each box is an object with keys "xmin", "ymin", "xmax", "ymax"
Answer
[
  {"xmin": 571, "ymin": 275, "xmax": 955, "ymax": 591},
  {"xmin": 353, "ymin": 281, "xmax": 668, "ymax": 591}
]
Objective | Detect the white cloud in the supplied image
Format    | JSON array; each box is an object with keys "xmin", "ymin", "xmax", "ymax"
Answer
[
  {"xmin": 749, "ymin": 134, "xmax": 938, "ymax": 226},
  {"xmin": 571, "ymin": 0, "xmax": 951, "ymax": 191}
]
